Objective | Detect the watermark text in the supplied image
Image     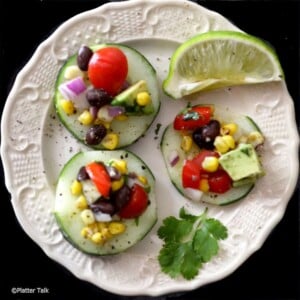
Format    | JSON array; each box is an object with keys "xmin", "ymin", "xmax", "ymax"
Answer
[{"xmin": 11, "ymin": 287, "xmax": 50, "ymax": 294}]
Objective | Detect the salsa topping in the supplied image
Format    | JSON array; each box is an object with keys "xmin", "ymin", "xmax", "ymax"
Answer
[
  {"xmin": 172, "ymin": 105, "xmax": 264, "ymax": 199},
  {"xmin": 58, "ymin": 45, "xmax": 155, "ymax": 149},
  {"xmin": 71, "ymin": 158, "xmax": 150, "ymax": 245}
]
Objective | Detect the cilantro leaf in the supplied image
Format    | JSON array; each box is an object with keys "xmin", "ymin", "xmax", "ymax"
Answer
[
  {"xmin": 180, "ymin": 242, "xmax": 203, "ymax": 280},
  {"xmin": 179, "ymin": 207, "xmax": 198, "ymax": 222},
  {"xmin": 157, "ymin": 207, "xmax": 228, "ymax": 280},
  {"xmin": 158, "ymin": 242, "xmax": 185, "ymax": 278},
  {"xmin": 205, "ymin": 218, "xmax": 228, "ymax": 240},
  {"xmin": 193, "ymin": 227, "xmax": 219, "ymax": 262},
  {"xmin": 157, "ymin": 216, "xmax": 193, "ymax": 243},
  {"xmin": 158, "ymin": 241, "xmax": 203, "ymax": 280}
]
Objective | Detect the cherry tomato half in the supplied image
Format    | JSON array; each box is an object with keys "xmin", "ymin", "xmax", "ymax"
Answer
[
  {"xmin": 173, "ymin": 106, "xmax": 212, "ymax": 131},
  {"xmin": 208, "ymin": 170, "xmax": 232, "ymax": 194},
  {"xmin": 85, "ymin": 162, "xmax": 111, "ymax": 198},
  {"xmin": 119, "ymin": 184, "xmax": 148, "ymax": 219},
  {"xmin": 182, "ymin": 159, "xmax": 201, "ymax": 189},
  {"xmin": 88, "ymin": 47, "xmax": 128, "ymax": 96}
]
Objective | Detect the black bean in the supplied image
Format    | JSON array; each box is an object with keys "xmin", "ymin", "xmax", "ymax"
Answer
[
  {"xmin": 77, "ymin": 166, "xmax": 89, "ymax": 181},
  {"xmin": 77, "ymin": 45, "xmax": 93, "ymax": 71},
  {"xmin": 86, "ymin": 88, "xmax": 112, "ymax": 108},
  {"xmin": 90, "ymin": 200, "xmax": 115, "ymax": 215},
  {"xmin": 112, "ymin": 185, "xmax": 131, "ymax": 211},
  {"xmin": 85, "ymin": 124, "xmax": 107, "ymax": 145},
  {"xmin": 193, "ymin": 120, "xmax": 221, "ymax": 149}
]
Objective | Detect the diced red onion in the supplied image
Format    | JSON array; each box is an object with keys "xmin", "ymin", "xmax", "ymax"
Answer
[
  {"xmin": 59, "ymin": 77, "xmax": 87, "ymax": 100},
  {"xmin": 73, "ymin": 92, "xmax": 89, "ymax": 110},
  {"xmin": 89, "ymin": 106, "xmax": 99, "ymax": 119},
  {"xmin": 59, "ymin": 83, "xmax": 76, "ymax": 100},
  {"xmin": 97, "ymin": 105, "xmax": 114, "ymax": 122},
  {"xmin": 93, "ymin": 211, "xmax": 112, "ymax": 222},
  {"xmin": 107, "ymin": 105, "xmax": 125, "ymax": 117},
  {"xmin": 105, "ymin": 165, "xmax": 122, "ymax": 180},
  {"xmin": 127, "ymin": 177, "xmax": 140, "ymax": 189},
  {"xmin": 184, "ymin": 187, "xmax": 203, "ymax": 202},
  {"xmin": 66, "ymin": 77, "xmax": 86, "ymax": 94},
  {"xmin": 168, "ymin": 150, "xmax": 180, "ymax": 167}
]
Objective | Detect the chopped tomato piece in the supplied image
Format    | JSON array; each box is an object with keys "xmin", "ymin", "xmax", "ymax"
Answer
[
  {"xmin": 182, "ymin": 160, "xmax": 201, "ymax": 189},
  {"xmin": 119, "ymin": 184, "xmax": 148, "ymax": 219},
  {"xmin": 173, "ymin": 106, "xmax": 212, "ymax": 131},
  {"xmin": 192, "ymin": 150, "xmax": 219, "ymax": 171},
  {"xmin": 208, "ymin": 170, "xmax": 232, "ymax": 194},
  {"xmin": 85, "ymin": 162, "xmax": 111, "ymax": 198}
]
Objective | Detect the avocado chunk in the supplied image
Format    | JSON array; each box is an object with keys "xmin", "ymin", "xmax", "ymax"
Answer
[
  {"xmin": 111, "ymin": 80, "xmax": 154, "ymax": 115},
  {"xmin": 232, "ymin": 176, "xmax": 257, "ymax": 187},
  {"xmin": 219, "ymin": 143, "xmax": 263, "ymax": 182}
]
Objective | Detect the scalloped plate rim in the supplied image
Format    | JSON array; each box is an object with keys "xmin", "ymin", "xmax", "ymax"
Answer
[{"xmin": 1, "ymin": 0, "xmax": 299, "ymax": 297}]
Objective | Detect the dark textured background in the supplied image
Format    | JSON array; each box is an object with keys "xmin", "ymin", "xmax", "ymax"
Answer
[{"xmin": 0, "ymin": 1, "xmax": 299, "ymax": 299}]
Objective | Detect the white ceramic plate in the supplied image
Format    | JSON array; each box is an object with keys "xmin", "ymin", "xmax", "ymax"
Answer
[{"xmin": 1, "ymin": 0, "xmax": 299, "ymax": 296}]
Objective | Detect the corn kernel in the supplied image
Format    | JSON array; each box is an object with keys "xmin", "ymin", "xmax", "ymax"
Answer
[
  {"xmin": 88, "ymin": 223, "xmax": 99, "ymax": 233},
  {"xmin": 136, "ymin": 92, "xmax": 151, "ymax": 106},
  {"xmin": 91, "ymin": 232, "xmax": 104, "ymax": 244},
  {"xmin": 60, "ymin": 99, "xmax": 75, "ymax": 115},
  {"xmin": 71, "ymin": 180, "xmax": 82, "ymax": 195},
  {"xmin": 101, "ymin": 133, "xmax": 119, "ymax": 150},
  {"xmin": 247, "ymin": 131, "xmax": 264, "ymax": 147},
  {"xmin": 111, "ymin": 176, "xmax": 125, "ymax": 191},
  {"xmin": 199, "ymin": 178, "xmax": 210, "ymax": 192},
  {"xmin": 201, "ymin": 156, "xmax": 219, "ymax": 172},
  {"xmin": 137, "ymin": 175, "xmax": 148, "ymax": 186},
  {"xmin": 97, "ymin": 222, "xmax": 108, "ymax": 231},
  {"xmin": 222, "ymin": 135, "xmax": 236, "ymax": 149},
  {"xmin": 101, "ymin": 227, "xmax": 113, "ymax": 240},
  {"xmin": 81, "ymin": 209, "xmax": 95, "ymax": 225},
  {"xmin": 94, "ymin": 118, "xmax": 111, "ymax": 129},
  {"xmin": 221, "ymin": 123, "xmax": 238, "ymax": 136},
  {"xmin": 239, "ymin": 135, "xmax": 248, "ymax": 144},
  {"xmin": 114, "ymin": 114, "xmax": 128, "ymax": 121},
  {"xmin": 181, "ymin": 135, "xmax": 193, "ymax": 152},
  {"xmin": 64, "ymin": 66, "xmax": 84, "ymax": 80},
  {"xmin": 81, "ymin": 227, "xmax": 92, "ymax": 238},
  {"xmin": 78, "ymin": 110, "xmax": 94, "ymax": 125},
  {"xmin": 214, "ymin": 136, "xmax": 229, "ymax": 154},
  {"xmin": 111, "ymin": 160, "xmax": 127, "ymax": 174},
  {"xmin": 108, "ymin": 222, "xmax": 126, "ymax": 235},
  {"xmin": 75, "ymin": 195, "xmax": 88, "ymax": 210}
]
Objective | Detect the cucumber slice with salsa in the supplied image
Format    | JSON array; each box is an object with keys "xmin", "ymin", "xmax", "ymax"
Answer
[
  {"xmin": 54, "ymin": 150, "xmax": 157, "ymax": 255},
  {"xmin": 160, "ymin": 105, "xmax": 264, "ymax": 205},
  {"xmin": 54, "ymin": 44, "xmax": 160, "ymax": 149}
]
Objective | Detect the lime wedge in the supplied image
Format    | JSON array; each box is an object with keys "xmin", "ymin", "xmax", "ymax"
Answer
[{"xmin": 163, "ymin": 31, "xmax": 284, "ymax": 99}]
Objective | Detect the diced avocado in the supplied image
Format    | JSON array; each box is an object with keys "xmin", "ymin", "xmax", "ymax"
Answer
[
  {"xmin": 232, "ymin": 176, "xmax": 257, "ymax": 187},
  {"xmin": 219, "ymin": 143, "xmax": 263, "ymax": 181},
  {"xmin": 111, "ymin": 80, "xmax": 154, "ymax": 115}
]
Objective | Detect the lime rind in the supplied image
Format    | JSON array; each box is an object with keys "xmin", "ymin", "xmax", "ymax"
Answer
[{"xmin": 163, "ymin": 31, "xmax": 284, "ymax": 99}]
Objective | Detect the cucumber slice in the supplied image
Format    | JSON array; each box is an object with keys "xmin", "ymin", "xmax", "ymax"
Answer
[
  {"xmin": 54, "ymin": 44, "xmax": 160, "ymax": 149},
  {"xmin": 54, "ymin": 150, "xmax": 157, "ymax": 255},
  {"xmin": 160, "ymin": 107, "xmax": 261, "ymax": 205}
]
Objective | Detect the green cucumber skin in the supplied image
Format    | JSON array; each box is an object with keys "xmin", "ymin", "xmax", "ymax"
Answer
[
  {"xmin": 160, "ymin": 108, "xmax": 261, "ymax": 205},
  {"xmin": 54, "ymin": 44, "xmax": 160, "ymax": 149},
  {"xmin": 54, "ymin": 150, "xmax": 157, "ymax": 255}
]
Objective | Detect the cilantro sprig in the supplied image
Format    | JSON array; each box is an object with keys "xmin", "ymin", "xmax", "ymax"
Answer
[{"xmin": 157, "ymin": 207, "xmax": 228, "ymax": 280}]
